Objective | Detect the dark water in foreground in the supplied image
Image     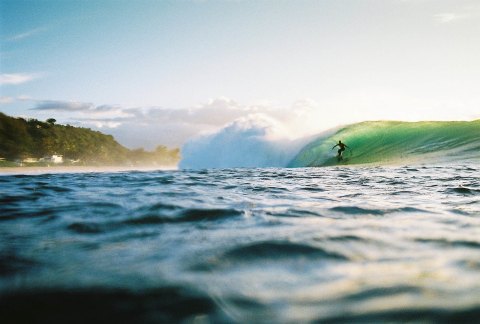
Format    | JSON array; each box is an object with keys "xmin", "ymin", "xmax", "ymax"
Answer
[{"xmin": 1, "ymin": 165, "xmax": 480, "ymax": 323}]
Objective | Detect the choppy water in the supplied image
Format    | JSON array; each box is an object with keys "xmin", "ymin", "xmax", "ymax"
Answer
[{"xmin": 1, "ymin": 165, "xmax": 480, "ymax": 323}]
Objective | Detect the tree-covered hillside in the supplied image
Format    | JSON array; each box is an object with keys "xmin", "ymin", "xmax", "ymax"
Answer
[{"xmin": 0, "ymin": 112, "xmax": 180, "ymax": 166}]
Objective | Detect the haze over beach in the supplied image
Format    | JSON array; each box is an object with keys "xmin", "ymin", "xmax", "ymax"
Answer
[{"xmin": 1, "ymin": 0, "xmax": 479, "ymax": 162}]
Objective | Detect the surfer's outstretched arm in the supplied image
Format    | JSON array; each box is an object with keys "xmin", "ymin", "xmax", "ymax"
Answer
[{"xmin": 331, "ymin": 144, "xmax": 338, "ymax": 150}]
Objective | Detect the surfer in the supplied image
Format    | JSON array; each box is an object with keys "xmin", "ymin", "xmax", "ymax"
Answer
[{"xmin": 332, "ymin": 140, "xmax": 349, "ymax": 160}]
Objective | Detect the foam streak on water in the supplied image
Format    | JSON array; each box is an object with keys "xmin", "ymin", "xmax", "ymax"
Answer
[{"xmin": 1, "ymin": 165, "xmax": 480, "ymax": 322}]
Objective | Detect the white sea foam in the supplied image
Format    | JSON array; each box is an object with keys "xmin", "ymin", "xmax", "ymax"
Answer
[{"xmin": 179, "ymin": 114, "xmax": 310, "ymax": 169}]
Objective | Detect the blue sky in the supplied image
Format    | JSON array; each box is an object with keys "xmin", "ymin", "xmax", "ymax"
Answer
[{"xmin": 1, "ymin": 0, "xmax": 479, "ymax": 148}]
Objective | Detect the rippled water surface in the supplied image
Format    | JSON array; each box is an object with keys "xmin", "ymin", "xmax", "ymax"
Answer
[{"xmin": 1, "ymin": 165, "xmax": 480, "ymax": 323}]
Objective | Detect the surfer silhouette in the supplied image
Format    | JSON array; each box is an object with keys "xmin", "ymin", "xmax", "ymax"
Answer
[{"xmin": 332, "ymin": 140, "xmax": 349, "ymax": 161}]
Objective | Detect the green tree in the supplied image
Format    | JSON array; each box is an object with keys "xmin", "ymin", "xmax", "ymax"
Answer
[{"xmin": 0, "ymin": 112, "xmax": 180, "ymax": 166}]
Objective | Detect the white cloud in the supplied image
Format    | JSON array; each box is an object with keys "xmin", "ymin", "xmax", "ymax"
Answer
[
  {"xmin": 82, "ymin": 120, "xmax": 123, "ymax": 129},
  {"xmin": 0, "ymin": 73, "xmax": 41, "ymax": 85},
  {"xmin": 23, "ymin": 97, "xmax": 322, "ymax": 148},
  {"xmin": 32, "ymin": 100, "xmax": 95, "ymax": 111},
  {"xmin": 6, "ymin": 27, "xmax": 47, "ymax": 41},
  {"xmin": 110, "ymin": 99, "xmax": 332, "ymax": 149},
  {"xmin": 0, "ymin": 96, "xmax": 14, "ymax": 104},
  {"xmin": 17, "ymin": 95, "xmax": 32, "ymax": 101},
  {"xmin": 434, "ymin": 12, "xmax": 469, "ymax": 23}
]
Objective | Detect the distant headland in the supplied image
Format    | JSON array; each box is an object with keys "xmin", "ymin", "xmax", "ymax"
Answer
[{"xmin": 0, "ymin": 112, "xmax": 180, "ymax": 168}]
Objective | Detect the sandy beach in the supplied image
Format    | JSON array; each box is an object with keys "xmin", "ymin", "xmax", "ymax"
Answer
[{"xmin": 0, "ymin": 165, "xmax": 177, "ymax": 175}]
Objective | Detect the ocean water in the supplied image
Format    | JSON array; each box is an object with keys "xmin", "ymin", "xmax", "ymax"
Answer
[{"xmin": 1, "ymin": 164, "xmax": 480, "ymax": 323}]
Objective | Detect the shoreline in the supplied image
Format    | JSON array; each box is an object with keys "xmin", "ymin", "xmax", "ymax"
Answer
[{"xmin": 0, "ymin": 165, "xmax": 178, "ymax": 175}]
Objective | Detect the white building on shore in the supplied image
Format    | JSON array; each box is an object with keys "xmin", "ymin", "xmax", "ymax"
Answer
[{"xmin": 40, "ymin": 154, "xmax": 64, "ymax": 164}]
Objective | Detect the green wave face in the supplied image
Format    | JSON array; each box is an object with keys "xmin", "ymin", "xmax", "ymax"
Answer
[{"xmin": 288, "ymin": 120, "xmax": 480, "ymax": 167}]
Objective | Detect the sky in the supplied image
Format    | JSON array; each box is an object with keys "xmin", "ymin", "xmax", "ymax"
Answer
[{"xmin": 1, "ymin": 0, "xmax": 479, "ymax": 149}]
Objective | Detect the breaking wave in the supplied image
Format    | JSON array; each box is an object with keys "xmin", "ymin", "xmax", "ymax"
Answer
[
  {"xmin": 180, "ymin": 119, "xmax": 480, "ymax": 168},
  {"xmin": 289, "ymin": 120, "xmax": 480, "ymax": 167},
  {"xmin": 179, "ymin": 114, "xmax": 309, "ymax": 169}
]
